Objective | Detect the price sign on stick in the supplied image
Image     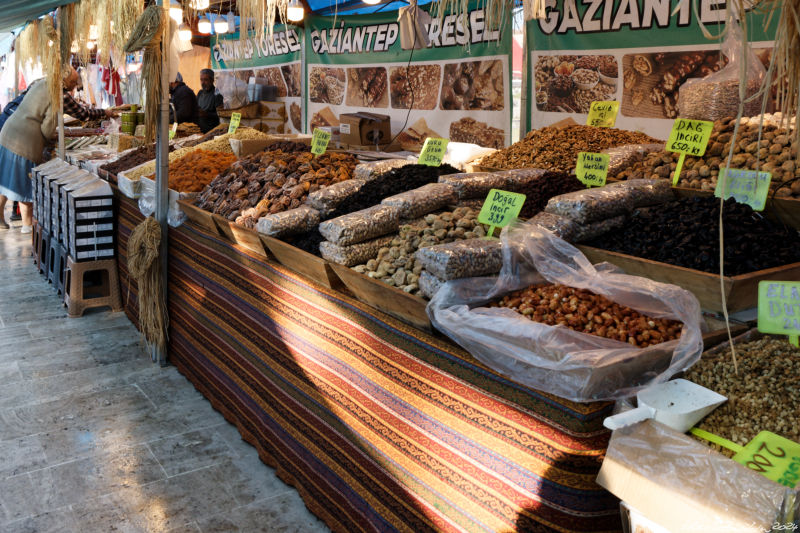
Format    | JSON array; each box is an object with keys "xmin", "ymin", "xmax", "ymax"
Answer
[
  {"xmin": 311, "ymin": 128, "xmax": 332, "ymax": 156},
  {"xmin": 757, "ymin": 281, "xmax": 800, "ymax": 346},
  {"xmin": 715, "ymin": 168, "xmax": 771, "ymax": 211},
  {"xmin": 666, "ymin": 118, "xmax": 713, "ymax": 186},
  {"xmin": 419, "ymin": 137, "xmax": 449, "ymax": 166},
  {"xmin": 227, "ymin": 112, "xmax": 242, "ymax": 134},
  {"xmin": 576, "ymin": 152, "xmax": 609, "ymax": 187},
  {"xmin": 586, "ymin": 101, "xmax": 619, "ymax": 128},
  {"xmin": 478, "ymin": 189, "xmax": 526, "ymax": 239},
  {"xmin": 691, "ymin": 428, "xmax": 800, "ymax": 487}
]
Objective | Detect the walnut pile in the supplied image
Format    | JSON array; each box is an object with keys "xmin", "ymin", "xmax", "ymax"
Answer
[{"xmin": 195, "ymin": 150, "xmax": 358, "ymax": 228}]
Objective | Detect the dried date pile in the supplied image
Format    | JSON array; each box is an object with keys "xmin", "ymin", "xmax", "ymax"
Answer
[
  {"xmin": 489, "ymin": 284, "xmax": 683, "ymax": 347},
  {"xmin": 587, "ymin": 196, "xmax": 800, "ymax": 275},
  {"xmin": 479, "ymin": 125, "xmax": 661, "ymax": 172},
  {"xmin": 687, "ymin": 336, "xmax": 800, "ymax": 453},
  {"xmin": 195, "ymin": 150, "xmax": 357, "ymax": 228},
  {"xmin": 615, "ymin": 114, "xmax": 800, "ymax": 198}
]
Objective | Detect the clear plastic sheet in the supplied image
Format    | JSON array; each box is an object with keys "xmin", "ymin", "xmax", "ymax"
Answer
[
  {"xmin": 256, "ymin": 205, "xmax": 321, "ymax": 238},
  {"xmin": 419, "ymin": 270, "xmax": 445, "ymax": 300},
  {"xmin": 603, "ymin": 143, "xmax": 666, "ymax": 177},
  {"xmin": 306, "ymin": 179, "xmax": 366, "ymax": 216},
  {"xmin": 381, "ymin": 183, "xmax": 458, "ymax": 220},
  {"xmin": 353, "ymin": 159, "xmax": 415, "ymax": 181},
  {"xmin": 545, "ymin": 179, "xmax": 673, "ymax": 223},
  {"xmin": 426, "ymin": 222, "xmax": 704, "ymax": 402},
  {"xmin": 598, "ymin": 420, "xmax": 795, "ymax": 533},
  {"xmin": 414, "ymin": 238, "xmax": 503, "ymax": 280},
  {"xmin": 678, "ymin": 10, "xmax": 766, "ymax": 121},
  {"xmin": 573, "ymin": 214, "xmax": 627, "ymax": 243},
  {"xmin": 438, "ymin": 172, "xmax": 508, "ymax": 200},
  {"xmin": 318, "ymin": 204, "xmax": 402, "ymax": 246},
  {"xmin": 529, "ymin": 211, "xmax": 579, "ymax": 242},
  {"xmin": 319, "ymin": 235, "xmax": 395, "ymax": 267}
]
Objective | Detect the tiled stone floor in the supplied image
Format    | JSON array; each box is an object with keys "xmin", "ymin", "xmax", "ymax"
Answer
[{"xmin": 0, "ymin": 209, "xmax": 330, "ymax": 532}]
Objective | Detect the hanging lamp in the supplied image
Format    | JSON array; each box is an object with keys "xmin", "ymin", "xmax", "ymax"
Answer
[
  {"xmin": 214, "ymin": 15, "xmax": 228, "ymax": 33},
  {"xmin": 197, "ymin": 15, "xmax": 212, "ymax": 34},
  {"xmin": 178, "ymin": 22, "xmax": 193, "ymax": 41},
  {"xmin": 287, "ymin": 0, "xmax": 304, "ymax": 21},
  {"xmin": 169, "ymin": 0, "xmax": 184, "ymax": 23}
]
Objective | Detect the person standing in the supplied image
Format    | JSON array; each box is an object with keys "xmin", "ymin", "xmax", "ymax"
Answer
[
  {"xmin": 0, "ymin": 67, "xmax": 113, "ymax": 233},
  {"xmin": 196, "ymin": 69, "xmax": 223, "ymax": 134},
  {"xmin": 169, "ymin": 73, "xmax": 198, "ymax": 125}
]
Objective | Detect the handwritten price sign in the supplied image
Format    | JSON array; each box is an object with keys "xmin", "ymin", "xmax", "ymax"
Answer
[
  {"xmin": 586, "ymin": 101, "xmax": 619, "ymax": 128},
  {"xmin": 758, "ymin": 281, "xmax": 800, "ymax": 346},
  {"xmin": 228, "ymin": 112, "xmax": 242, "ymax": 134},
  {"xmin": 477, "ymin": 189, "xmax": 526, "ymax": 239},
  {"xmin": 666, "ymin": 119, "xmax": 713, "ymax": 186},
  {"xmin": 419, "ymin": 137, "xmax": 448, "ymax": 166},
  {"xmin": 715, "ymin": 168, "xmax": 771, "ymax": 211},
  {"xmin": 576, "ymin": 152, "xmax": 609, "ymax": 188},
  {"xmin": 311, "ymin": 128, "xmax": 332, "ymax": 156},
  {"xmin": 733, "ymin": 432, "xmax": 800, "ymax": 488}
]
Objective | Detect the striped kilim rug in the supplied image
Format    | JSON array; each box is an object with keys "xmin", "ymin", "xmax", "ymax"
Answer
[{"xmin": 117, "ymin": 194, "xmax": 621, "ymax": 532}]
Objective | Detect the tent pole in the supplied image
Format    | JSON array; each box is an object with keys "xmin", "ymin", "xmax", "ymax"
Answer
[
  {"xmin": 57, "ymin": 9, "xmax": 65, "ymax": 159},
  {"xmin": 153, "ymin": 1, "xmax": 170, "ymax": 367}
]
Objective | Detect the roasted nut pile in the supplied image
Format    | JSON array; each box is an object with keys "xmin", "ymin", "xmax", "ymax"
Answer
[
  {"xmin": 572, "ymin": 68, "xmax": 598, "ymax": 85},
  {"xmin": 615, "ymin": 114, "xmax": 800, "ymax": 197},
  {"xmin": 352, "ymin": 207, "xmax": 488, "ymax": 296},
  {"xmin": 99, "ymin": 143, "xmax": 173, "ymax": 177},
  {"xmin": 489, "ymin": 284, "xmax": 683, "ymax": 347},
  {"xmin": 687, "ymin": 337, "xmax": 800, "ymax": 452},
  {"xmin": 587, "ymin": 196, "xmax": 800, "ymax": 275},
  {"xmin": 196, "ymin": 150, "xmax": 357, "ymax": 227},
  {"xmin": 147, "ymin": 149, "xmax": 237, "ymax": 192},
  {"xmin": 479, "ymin": 125, "xmax": 661, "ymax": 171}
]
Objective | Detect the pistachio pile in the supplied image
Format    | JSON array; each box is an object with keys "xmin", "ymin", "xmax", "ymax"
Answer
[
  {"xmin": 352, "ymin": 207, "xmax": 487, "ymax": 296},
  {"xmin": 687, "ymin": 336, "xmax": 800, "ymax": 454},
  {"xmin": 478, "ymin": 125, "xmax": 661, "ymax": 172},
  {"xmin": 615, "ymin": 114, "xmax": 800, "ymax": 198}
]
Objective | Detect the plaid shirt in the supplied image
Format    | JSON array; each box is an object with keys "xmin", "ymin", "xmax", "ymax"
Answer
[{"xmin": 63, "ymin": 92, "xmax": 105, "ymax": 121}]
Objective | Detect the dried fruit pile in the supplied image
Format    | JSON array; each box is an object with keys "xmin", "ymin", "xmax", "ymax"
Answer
[
  {"xmin": 587, "ymin": 196, "xmax": 800, "ymax": 275},
  {"xmin": 489, "ymin": 283, "xmax": 682, "ymax": 347},
  {"xmin": 100, "ymin": 143, "xmax": 173, "ymax": 176},
  {"xmin": 196, "ymin": 150, "xmax": 358, "ymax": 227},
  {"xmin": 146, "ymin": 149, "xmax": 237, "ymax": 192},
  {"xmin": 479, "ymin": 125, "xmax": 661, "ymax": 171},
  {"xmin": 687, "ymin": 336, "xmax": 800, "ymax": 454}
]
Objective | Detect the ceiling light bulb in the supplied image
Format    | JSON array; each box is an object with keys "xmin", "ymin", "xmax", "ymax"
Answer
[
  {"xmin": 178, "ymin": 22, "xmax": 192, "ymax": 41},
  {"xmin": 226, "ymin": 11, "xmax": 236, "ymax": 33},
  {"xmin": 363, "ymin": 0, "xmax": 381, "ymax": 4},
  {"xmin": 214, "ymin": 16, "xmax": 228, "ymax": 34},
  {"xmin": 70, "ymin": 41, "xmax": 79, "ymax": 53},
  {"xmin": 87, "ymin": 40, "xmax": 96, "ymax": 50},
  {"xmin": 286, "ymin": 0, "xmax": 304, "ymax": 22},
  {"xmin": 197, "ymin": 15, "xmax": 212, "ymax": 34},
  {"xmin": 191, "ymin": 0, "xmax": 210, "ymax": 8},
  {"xmin": 169, "ymin": 0, "xmax": 184, "ymax": 23},
  {"xmin": 88, "ymin": 24, "xmax": 98, "ymax": 40}
]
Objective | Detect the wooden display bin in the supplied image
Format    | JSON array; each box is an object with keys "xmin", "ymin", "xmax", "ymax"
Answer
[
  {"xmin": 329, "ymin": 263, "xmax": 432, "ymax": 332},
  {"xmin": 577, "ymin": 245, "xmax": 800, "ymax": 313},
  {"xmin": 177, "ymin": 198, "xmax": 220, "ymax": 236},
  {"xmin": 211, "ymin": 214, "xmax": 270, "ymax": 259},
  {"xmin": 259, "ymin": 235, "xmax": 343, "ymax": 290},
  {"xmin": 671, "ymin": 187, "xmax": 800, "ymax": 231}
]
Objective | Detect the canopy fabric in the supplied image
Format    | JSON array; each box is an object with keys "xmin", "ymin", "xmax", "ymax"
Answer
[{"xmin": 0, "ymin": 0, "xmax": 79, "ymax": 34}]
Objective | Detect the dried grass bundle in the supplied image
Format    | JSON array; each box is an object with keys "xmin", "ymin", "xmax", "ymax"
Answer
[
  {"xmin": 238, "ymin": 0, "xmax": 288, "ymax": 43},
  {"xmin": 96, "ymin": 0, "xmax": 113, "ymax": 66},
  {"xmin": 72, "ymin": 0, "xmax": 96, "ymax": 64},
  {"xmin": 125, "ymin": 5, "xmax": 166, "ymax": 143},
  {"xmin": 765, "ymin": 0, "xmax": 800, "ymax": 147},
  {"xmin": 112, "ymin": 0, "xmax": 144, "ymax": 66},
  {"xmin": 60, "ymin": 3, "xmax": 76, "ymax": 65},
  {"xmin": 127, "ymin": 216, "xmax": 169, "ymax": 352},
  {"xmin": 430, "ymin": 0, "xmax": 508, "ymax": 45},
  {"xmin": 15, "ymin": 20, "xmax": 40, "ymax": 74},
  {"xmin": 40, "ymin": 15, "xmax": 62, "ymax": 119}
]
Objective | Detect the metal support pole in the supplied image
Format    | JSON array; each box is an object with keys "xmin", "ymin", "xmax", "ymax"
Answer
[
  {"xmin": 13, "ymin": 48, "xmax": 18, "ymax": 98},
  {"xmin": 519, "ymin": 22, "xmax": 529, "ymax": 140},
  {"xmin": 153, "ymin": 2, "xmax": 170, "ymax": 366},
  {"xmin": 57, "ymin": 9, "xmax": 65, "ymax": 160}
]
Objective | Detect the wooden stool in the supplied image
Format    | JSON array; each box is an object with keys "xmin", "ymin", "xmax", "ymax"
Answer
[
  {"xmin": 37, "ymin": 228, "xmax": 50, "ymax": 277},
  {"xmin": 64, "ymin": 257, "xmax": 123, "ymax": 318},
  {"xmin": 47, "ymin": 239, "xmax": 63, "ymax": 287}
]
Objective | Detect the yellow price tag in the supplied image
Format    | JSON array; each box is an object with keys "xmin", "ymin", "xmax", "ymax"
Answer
[
  {"xmin": 715, "ymin": 168, "xmax": 771, "ymax": 211},
  {"xmin": 733, "ymin": 431, "xmax": 800, "ymax": 488},
  {"xmin": 419, "ymin": 137, "xmax": 449, "ymax": 167},
  {"xmin": 311, "ymin": 128, "xmax": 332, "ymax": 156},
  {"xmin": 575, "ymin": 152, "xmax": 609, "ymax": 188},
  {"xmin": 758, "ymin": 281, "xmax": 800, "ymax": 346},
  {"xmin": 666, "ymin": 119, "xmax": 713, "ymax": 186},
  {"xmin": 586, "ymin": 101, "xmax": 619, "ymax": 128},
  {"xmin": 228, "ymin": 112, "xmax": 242, "ymax": 134},
  {"xmin": 477, "ymin": 189, "xmax": 526, "ymax": 239}
]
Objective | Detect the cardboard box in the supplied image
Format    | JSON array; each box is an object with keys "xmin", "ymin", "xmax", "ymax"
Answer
[
  {"xmin": 259, "ymin": 101, "xmax": 287, "ymax": 119},
  {"xmin": 258, "ymin": 118, "xmax": 286, "ymax": 134},
  {"xmin": 596, "ymin": 420, "xmax": 787, "ymax": 533},
  {"xmin": 339, "ymin": 112, "xmax": 391, "ymax": 146},
  {"xmin": 229, "ymin": 134, "xmax": 311, "ymax": 157}
]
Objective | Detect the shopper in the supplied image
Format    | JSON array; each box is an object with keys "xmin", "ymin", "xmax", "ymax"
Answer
[
  {"xmin": 196, "ymin": 69, "xmax": 223, "ymax": 134},
  {"xmin": 0, "ymin": 67, "xmax": 113, "ymax": 233},
  {"xmin": 169, "ymin": 72, "xmax": 199, "ymax": 126}
]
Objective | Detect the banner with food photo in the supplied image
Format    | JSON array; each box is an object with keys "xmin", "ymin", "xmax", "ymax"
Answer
[
  {"xmin": 525, "ymin": 0, "xmax": 776, "ymax": 139},
  {"xmin": 305, "ymin": 5, "xmax": 512, "ymax": 150},
  {"xmin": 211, "ymin": 25, "xmax": 304, "ymax": 134}
]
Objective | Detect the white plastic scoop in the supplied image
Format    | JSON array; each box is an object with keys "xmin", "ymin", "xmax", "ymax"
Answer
[{"xmin": 603, "ymin": 379, "xmax": 727, "ymax": 433}]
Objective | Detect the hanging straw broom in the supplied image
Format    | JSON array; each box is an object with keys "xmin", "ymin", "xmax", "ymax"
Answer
[
  {"xmin": 127, "ymin": 216, "xmax": 169, "ymax": 353},
  {"xmin": 125, "ymin": 5, "xmax": 166, "ymax": 143}
]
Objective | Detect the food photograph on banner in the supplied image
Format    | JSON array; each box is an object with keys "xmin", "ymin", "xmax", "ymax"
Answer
[
  {"xmin": 526, "ymin": 0, "xmax": 777, "ymax": 138},
  {"xmin": 212, "ymin": 25, "xmax": 304, "ymax": 134},
  {"xmin": 306, "ymin": 4, "xmax": 513, "ymax": 150}
]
